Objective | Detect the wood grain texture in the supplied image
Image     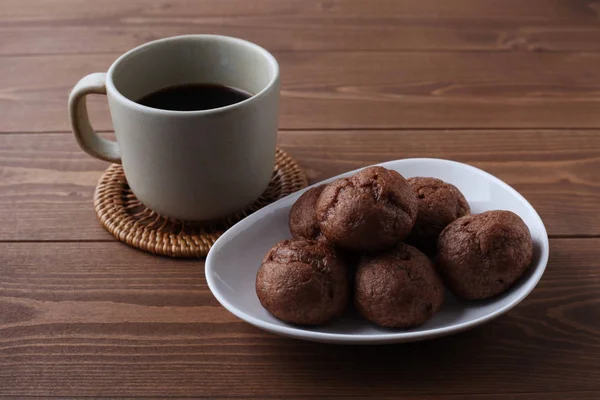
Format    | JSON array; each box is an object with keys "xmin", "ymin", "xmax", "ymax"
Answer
[
  {"xmin": 3, "ymin": 0, "xmax": 600, "ymax": 21},
  {"xmin": 7, "ymin": 18, "xmax": 600, "ymax": 55},
  {"xmin": 5, "ymin": 0, "xmax": 600, "ymax": 55},
  {"xmin": 1, "ymin": 395, "xmax": 599, "ymax": 400},
  {"xmin": 0, "ymin": 239, "xmax": 599, "ymax": 397},
  {"xmin": 6, "ymin": 52, "xmax": 600, "ymax": 132},
  {"xmin": 0, "ymin": 130, "xmax": 598, "ymax": 241}
]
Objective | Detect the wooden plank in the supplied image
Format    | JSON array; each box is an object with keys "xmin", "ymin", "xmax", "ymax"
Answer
[
  {"xmin": 0, "ymin": 393, "xmax": 598, "ymax": 400},
  {"xmin": 0, "ymin": 239, "xmax": 599, "ymax": 397},
  {"xmin": 516, "ymin": 394, "xmax": 600, "ymax": 400},
  {"xmin": 4, "ymin": 0, "xmax": 600, "ymax": 55},
  {"xmin": 0, "ymin": 133, "xmax": 113, "ymax": 241},
  {"xmin": 6, "ymin": 19, "xmax": 600, "ymax": 55},
  {"xmin": 2, "ymin": 0, "xmax": 599, "ymax": 22},
  {"xmin": 4, "ymin": 52, "xmax": 600, "ymax": 132},
  {"xmin": 0, "ymin": 130, "xmax": 598, "ymax": 241}
]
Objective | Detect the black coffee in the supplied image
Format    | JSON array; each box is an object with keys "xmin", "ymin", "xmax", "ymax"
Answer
[{"xmin": 136, "ymin": 83, "xmax": 252, "ymax": 111}]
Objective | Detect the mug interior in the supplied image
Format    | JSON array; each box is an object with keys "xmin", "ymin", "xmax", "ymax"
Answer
[{"xmin": 108, "ymin": 35, "xmax": 278, "ymax": 108}]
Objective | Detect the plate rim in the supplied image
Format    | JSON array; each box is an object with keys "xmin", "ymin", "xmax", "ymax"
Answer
[{"xmin": 206, "ymin": 157, "xmax": 550, "ymax": 344}]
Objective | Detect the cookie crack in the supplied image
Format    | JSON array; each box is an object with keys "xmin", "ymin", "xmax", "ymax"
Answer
[{"xmin": 321, "ymin": 179, "xmax": 353, "ymax": 224}]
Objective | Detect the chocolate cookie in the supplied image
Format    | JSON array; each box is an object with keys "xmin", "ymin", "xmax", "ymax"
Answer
[
  {"xmin": 437, "ymin": 210, "xmax": 534, "ymax": 300},
  {"xmin": 255, "ymin": 239, "xmax": 350, "ymax": 325},
  {"xmin": 354, "ymin": 243, "xmax": 444, "ymax": 328},
  {"xmin": 289, "ymin": 185, "xmax": 326, "ymax": 241},
  {"xmin": 406, "ymin": 177, "xmax": 470, "ymax": 255},
  {"xmin": 316, "ymin": 166, "xmax": 418, "ymax": 252}
]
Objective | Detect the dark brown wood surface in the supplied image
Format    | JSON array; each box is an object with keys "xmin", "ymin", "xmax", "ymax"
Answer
[
  {"xmin": 1, "ymin": 0, "xmax": 599, "ymax": 398},
  {"xmin": 7, "ymin": 51, "xmax": 600, "ymax": 132}
]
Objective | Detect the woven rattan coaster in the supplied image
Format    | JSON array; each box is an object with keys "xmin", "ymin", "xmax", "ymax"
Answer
[{"xmin": 93, "ymin": 148, "xmax": 307, "ymax": 258}]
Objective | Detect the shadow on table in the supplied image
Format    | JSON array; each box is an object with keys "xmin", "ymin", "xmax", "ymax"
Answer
[{"xmin": 252, "ymin": 317, "xmax": 560, "ymax": 394}]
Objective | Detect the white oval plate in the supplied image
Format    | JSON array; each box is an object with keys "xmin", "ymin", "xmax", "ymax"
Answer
[{"xmin": 206, "ymin": 158, "xmax": 549, "ymax": 344}]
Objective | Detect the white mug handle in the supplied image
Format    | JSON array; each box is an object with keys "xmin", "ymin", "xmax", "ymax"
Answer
[{"xmin": 68, "ymin": 72, "xmax": 121, "ymax": 163}]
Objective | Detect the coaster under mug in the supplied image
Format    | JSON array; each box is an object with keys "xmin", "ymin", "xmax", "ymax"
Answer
[{"xmin": 94, "ymin": 148, "xmax": 307, "ymax": 258}]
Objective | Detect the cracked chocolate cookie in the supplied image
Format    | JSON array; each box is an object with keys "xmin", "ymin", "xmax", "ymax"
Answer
[
  {"xmin": 315, "ymin": 166, "xmax": 418, "ymax": 252},
  {"xmin": 354, "ymin": 243, "xmax": 444, "ymax": 328},
  {"xmin": 437, "ymin": 210, "xmax": 534, "ymax": 300},
  {"xmin": 289, "ymin": 185, "xmax": 326, "ymax": 241},
  {"xmin": 406, "ymin": 177, "xmax": 470, "ymax": 255},
  {"xmin": 256, "ymin": 239, "xmax": 350, "ymax": 325}
]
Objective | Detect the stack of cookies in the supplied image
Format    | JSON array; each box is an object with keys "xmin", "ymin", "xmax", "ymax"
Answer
[{"xmin": 255, "ymin": 166, "xmax": 534, "ymax": 329}]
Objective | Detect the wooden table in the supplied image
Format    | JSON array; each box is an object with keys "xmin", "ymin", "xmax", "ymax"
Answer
[{"xmin": 2, "ymin": 1, "xmax": 600, "ymax": 398}]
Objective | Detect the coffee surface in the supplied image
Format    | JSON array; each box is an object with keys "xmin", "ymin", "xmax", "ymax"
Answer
[{"xmin": 136, "ymin": 83, "xmax": 252, "ymax": 111}]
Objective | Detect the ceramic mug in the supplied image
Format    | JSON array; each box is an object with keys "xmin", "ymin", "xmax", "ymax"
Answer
[{"xmin": 68, "ymin": 35, "xmax": 280, "ymax": 221}]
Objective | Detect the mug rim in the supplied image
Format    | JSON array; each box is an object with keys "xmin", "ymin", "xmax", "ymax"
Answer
[{"xmin": 105, "ymin": 34, "xmax": 280, "ymax": 116}]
